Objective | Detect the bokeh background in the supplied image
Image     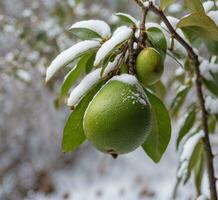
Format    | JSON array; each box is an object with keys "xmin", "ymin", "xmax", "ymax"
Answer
[{"xmin": 0, "ymin": 0, "xmax": 216, "ymax": 200}]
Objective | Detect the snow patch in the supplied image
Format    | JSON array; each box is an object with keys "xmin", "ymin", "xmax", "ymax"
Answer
[
  {"xmin": 46, "ymin": 40, "xmax": 100, "ymax": 82},
  {"xmin": 69, "ymin": 20, "xmax": 111, "ymax": 38},
  {"xmin": 94, "ymin": 26, "xmax": 132, "ymax": 66},
  {"xmin": 67, "ymin": 55, "xmax": 120, "ymax": 106},
  {"xmin": 207, "ymin": 10, "xmax": 218, "ymax": 26},
  {"xmin": 17, "ymin": 70, "xmax": 31, "ymax": 83},
  {"xmin": 199, "ymin": 59, "xmax": 218, "ymax": 80},
  {"xmin": 178, "ymin": 132, "xmax": 204, "ymax": 179},
  {"xmin": 110, "ymin": 74, "xmax": 138, "ymax": 86},
  {"xmin": 160, "ymin": 17, "xmax": 187, "ymax": 55},
  {"xmin": 197, "ymin": 195, "xmax": 209, "ymax": 200},
  {"xmin": 205, "ymin": 96, "xmax": 218, "ymax": 115},
  {"xmin": 203, "ymin": 1, "xmax": 214, "ymax": 13}
]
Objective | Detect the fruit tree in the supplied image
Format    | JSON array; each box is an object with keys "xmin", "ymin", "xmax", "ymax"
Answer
[{"xmin": 45, "ymin": 0, "xmax": 218, "ymax": 199}]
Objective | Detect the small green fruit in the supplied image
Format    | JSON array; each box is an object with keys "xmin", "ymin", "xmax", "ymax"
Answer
[
  {"xmin": 136, "ymin": 47, "xmax": 163, "ymax": 86},
  {"xmin": 83, "ymin": 74, "xmax": 151, "ymax": 157}
]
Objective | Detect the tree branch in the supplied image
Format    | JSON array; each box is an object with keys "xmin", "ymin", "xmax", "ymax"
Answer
[{"xmin": 133, "ymin": 1, "xmax": 218, "ymax": 199}]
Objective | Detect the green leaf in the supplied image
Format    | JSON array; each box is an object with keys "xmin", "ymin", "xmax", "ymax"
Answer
[
  {"xmin": 160, "ymin": 0, "xmax": 174, "ymax": 10},
  {"xmin": 184, "ymin": 0, "xmax": 204, "ymax": 13},
  {"xmin": 176, "ymin": 105, "xmax": 196, "ymax": 150},
  {"xmin": 188, "ymin": 141, "xmax": 203, "ymax": 174},
  {"xmin": 171, "ymin": 84, "xmax": 192, "ymax": 117},
  {"xmin": 203, "ymin": 78, "xmax": 218, "ymax": 97},
  {"xmin": 146, "ymin": 27, "xmax": 167, "ymax": 61},
  {"xmin": 115, "ymin": 13, "xmax": 137, "ymax": 26},
  {"xmin": 85, "ymin": 53, "xmax": 95, "ymax": 74},
  {"xmin": 204, "ymin": 38, "xmax": 218, "ymax": 55},
  {"xmin": 177, "ymin": 12, "xmax": 218, "ymax": 41},
  {"xmin": 60, "ymin": 52, "xmax": 95, "ymax": 97},
  {"xmin": 148, "ymin": 81, "xmax": 167, "ymax": 99},
  {"xmin": 142, "ymin": 89, "xmax": 171, "ymax": 163},
  {"xmin": 69, "ymin": 28, "xmax": 101, "ymax": 39},
  {"xmin": 61, "ymin": 79, "xmax": 107, "ymax": 152},
  {"xmin": 194, "ymin": 153, "xmax": 204, "ymax": 196},
  {"xmin": 208, "ymin": 115, "xmax": 217, "ymax": 133}
]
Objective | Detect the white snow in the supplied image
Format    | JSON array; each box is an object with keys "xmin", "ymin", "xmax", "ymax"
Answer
[
  {"xmin": 178, "ymin": 131, "xmax": 204, "ymax": 180},
  {"xmin": 94, "ymin": 26, "xmax": 133, "ymax": 66},
  {"xmin": 16, "ymin": 70, "xmax": 31, "ymax": 83},
  {"xmin": 197, "ymin": 195, "xmax": 209, "ymax": 200},
  {"xmin": 160, "ymin": 17, "xmax": 187, "ymax": 55},
  {"xmin": 203, "ymin": 1, "xmax": 214, "ymax": 13},
  {"xmin": 199, "ymin": 59, "xmax": 218, "ymax": 80},
  {"xmin": 45, "ymin": 40, "xmax": 100, "ymax": 82},
  {"xmin": 168, "ymin": 3, "xmax": 182, "ymax": 13},
  {"xmin": 205, "ymin": 96, "xmax": 218, "ymax": 115},
  {"xmin": 103, "ymin": 54, "xmax": 121, "ymax": 75},
  {"xmin": 180, "ymin": 131, "xmax": 204, "ymax": 162},
  {"xmin": 67, "ymin": 68, "xmax": 101, "ymax": 106},
  {"xmin": 175, "ymin": 68, "xmax": 185, "ymax": 76},
  {"xmin": 115, "ymin": 12, "xmax": 137, "ymax": 24},
  {"xmin": 143, "ymin": 0, "xmax": 155, "ymax": 7},
  {"xmin": 69, "ymin": 20, "xmax": 111, "ymax": 38},
  {"xmin": 110, "ymin": 74, "xmax": 138, "ymax": 86},
  {"xmin": 207, "ymin": 10, "xmax": 218, "ymax": 26},
  {"xmin": 67, "ymin": 55, "xmax": 120, "ymax": 106}
]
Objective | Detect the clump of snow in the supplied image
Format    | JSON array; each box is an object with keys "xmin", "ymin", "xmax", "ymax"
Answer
[
  {"xmin": 114, "ymin": 13, "xmax": 137, "ymax": 24},
  {"xmin": 205, "ymin": 96, "xmax": 218, "ymax": 114},
  {"xmin": 197, "ymin": 195, "xmax": 209, "ymax": 200},
  {"xmin": 159, "ymin": 17, "xmax": 187, "ymax": 55},
  {"xmin": 207, "ymin": 10, "xmax": 218, "ymax": 26},
  {"xmin": 103, "ymin": 54, "xmax": 121, "ymax": 75},
  {"xmin": 69, "ymin": 20, "xmax": 111, "ymax": 38},
  {"xmin": 175, "ymin": 67, "xmax": 185, "ymax": 76},
  {"xmin": 67, "ymin": 55, "xmax": 120, "ymax": 106},
  {"xmin": 111, "ymin": 74, "xmax": 138, "ymax": 86},
  {"xmin": 16, "ymin": 70, "xmax": 31, "ymax": 83},
  {"xmin": 143, "ymin": 0, "xmax": 155, "ymax": 7},
  {"xmin": 168, "ymin": 3, "xmax": 183, "ymax": 13},
  {"xmin": 199, "ymin": 59, "xmax": 218, "ymax": 80},
  {"xmin": 45, "ymin": 40, "xmax": 100, "ymax": 82},
  {"xmin": 177, "ymin": 131, "xmax": 204, "ymax": 179},
  {"xmin": 203, "ymin": 1, "xmax": 214, "ymax": 13},
  {"xmin": 67, "ymin": 68, "xmax": 101, "ymax": 106},
  {"xmin": 145, "ymin": 22, "xmax": 162, "ymax": 30},
  {"xmin": 94, "ymin": 26, "xmax": 133, "ymax": 66}
]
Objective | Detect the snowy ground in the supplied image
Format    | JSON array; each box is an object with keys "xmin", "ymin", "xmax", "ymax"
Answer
[{"xmin": 23, "ymin": 130, "xmax": 197, "ymax": 200}]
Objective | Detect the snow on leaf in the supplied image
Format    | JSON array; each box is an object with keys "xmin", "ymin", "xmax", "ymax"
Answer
[
  {"xmin": 94, "ymin": 26, "xmax": 133, "ymax": 66},
  {"xmin": 67, "ymin": 55, "xmax": 120, "ymax": 107},
  {"xmin": 160, "ymin": 16, "xmax": 187, "ymax": 55},
  {"xmin": 205, "ymin": 96, "xmax": 218, "ymax": 114},
  {"xmin": 203, "ymin": 1, "xmax": 214, "ymax": 13},
  {"xmin": 69, "ymin": 20, "xmax": 111, "ymax": 39},
  {"xmin": 197, "ymin": 195, "xmax": 209, "ymax": 200},
  {"xmin": 177, "ymin": 131, "xmax": 204, "ymax": 179},
  {"xmin": 200, "ymin": 59, "xmax": 218, "ymax": 80},
  {"xmin": 207, "ymin": 10, "xmax": 218, "ymax": 26},
  {"xmin": 45, "ymin": 40, "xmax": 100, "ymax": 82}
]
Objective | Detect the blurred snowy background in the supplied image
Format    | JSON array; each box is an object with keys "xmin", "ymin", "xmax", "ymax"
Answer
[{"xmin": 0, "ymin": 0, "xmax": 217, "ymax": 200}]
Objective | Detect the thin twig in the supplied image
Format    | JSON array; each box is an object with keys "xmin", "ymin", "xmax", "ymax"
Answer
[
  {"xmin": 128, "ymin": 26, "xmax": 136, "ymax": 74},
  {"xmin": 133, "ymin": 1, "xmax": 218, "ymax": 199}
]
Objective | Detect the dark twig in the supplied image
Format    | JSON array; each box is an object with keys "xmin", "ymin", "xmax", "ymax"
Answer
[
  {"xmin": 133, "ymin": 1, "xmax": 218, "ymax": 199},
  {"xmin": 128, "ymin": 26, "xmax": 137, "ymax": 74}
]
